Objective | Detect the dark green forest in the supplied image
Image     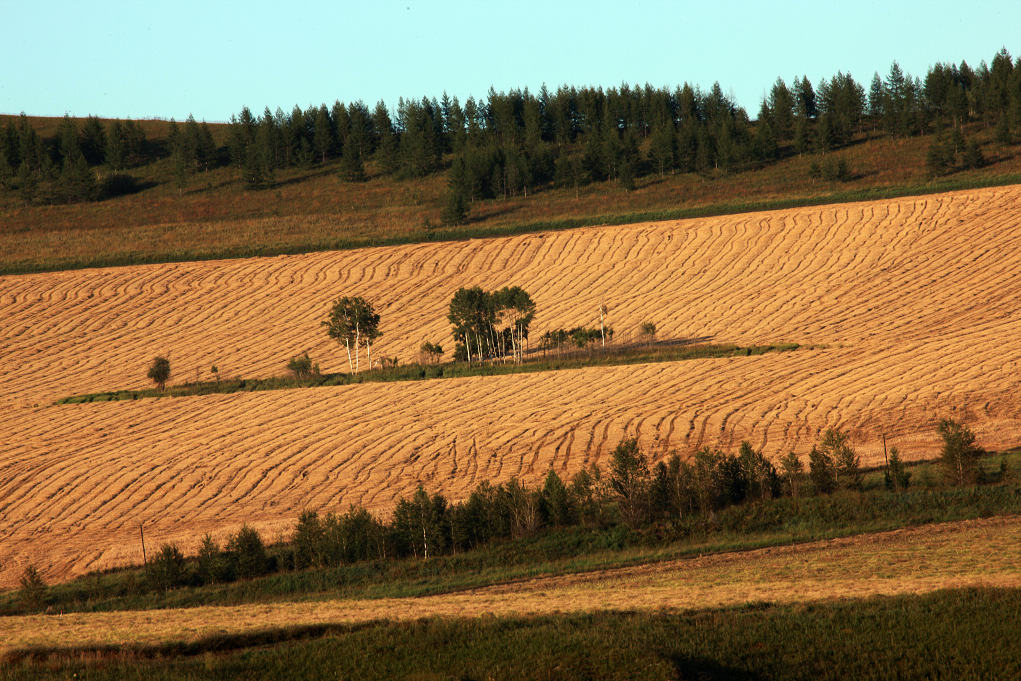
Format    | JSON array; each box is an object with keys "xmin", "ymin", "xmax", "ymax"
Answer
[{"xmin": 2, "ymin": 48, "xmax": 1020, "ymax": 209}]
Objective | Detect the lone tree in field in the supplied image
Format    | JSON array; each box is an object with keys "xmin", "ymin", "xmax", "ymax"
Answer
[
  {"xmin": 938, "ymin": 418, "xmax": 982, "ymax": 486},
  {"xmin": 147, "ymin": 356, "xmax": 171, "ymax": 391},
  {"xmin": 287, "ymin": 352, "xmax": 315, "ymax": 381},
  {"xmin": 322, "ymin": 296, "xmax": 381, "ymax": 372},
  {"xmin": 18, "ymin": 564, "xmax": 47, "ymax": 611}
]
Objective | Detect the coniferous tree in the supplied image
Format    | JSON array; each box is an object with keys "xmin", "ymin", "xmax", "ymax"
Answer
[
  {"xmin": 339, "ymin": 135, "xmax": 365, "ymax": 181},
  {"xmin": 868, "ymin": 72, "xmax": 885, "ymax": 130},
  {"xmin": 312, "ymin": 105, "xmax": 335, "ymax": 164},
  {"xmin": 79, "ymin": 115, "xmax": 106, "ymax": 165},
  {"xmin": 963, "ymin": 138, "xmax": 986, "ymax": 168},
  {"xmin": 769, "ymin": 78, "xmax": 795, "ymax": 140},
  {"xmin": 649, "ymin": 122, "xmax": 676, "ymax": 175},
  {"xmin": 105, "ymin": 120, "xmax": 126, "ymax": 169}
]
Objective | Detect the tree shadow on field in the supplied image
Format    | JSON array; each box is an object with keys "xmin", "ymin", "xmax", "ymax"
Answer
[{"xmin": 664, "ymin": 653, "xmax": 763, "ymax": 681}]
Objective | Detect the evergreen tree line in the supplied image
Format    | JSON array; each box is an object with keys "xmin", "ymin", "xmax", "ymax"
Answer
[
  {"xmin": 0, "ymin": 112, "xmax": 181, "ymax": 203},
  {"xmin": 218, "ymin": 47, "xmax": 1021, "ymax": 200},
  {"xmin": 131, "ymin": 419, "xmax": 985, "ymax": 591},
  {"xmin": 3, "ymin": 47, "xmax": 1020, "ymax": 204}
]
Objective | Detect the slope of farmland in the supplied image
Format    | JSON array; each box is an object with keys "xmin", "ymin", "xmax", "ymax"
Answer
[{"xmin": 2, "ymin": 185, "xmax": 1021, "ymax": 585}]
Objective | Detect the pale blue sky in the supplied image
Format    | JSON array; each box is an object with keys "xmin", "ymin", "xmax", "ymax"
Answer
[{"xmin": 2, "ymin": 0, "xmax": 1019, "ymax": 122}]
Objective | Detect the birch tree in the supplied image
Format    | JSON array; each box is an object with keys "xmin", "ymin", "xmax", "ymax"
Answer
[{"xmin": 323, "ymin": 296, "xmax": 381, "ymax": 372}]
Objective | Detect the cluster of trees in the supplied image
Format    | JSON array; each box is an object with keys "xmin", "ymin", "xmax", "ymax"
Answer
[
  {"xmin": 213, "ymin": 47, "xmax": 1021, "ymax": 213},
  {"xmin": 0, "ymin": 114, "xmax": 158, "ymax": 204},
  {"xmin": 539, "ymin": 326, "xmax": 615, "ymax": 353},
  {"xmin": 323, "ymin": 296, "xmax": 382, "ymax": 372},
  {"xmin": 448, "ymin": 286, "xmax": 536, "ymax": 363},
  {"xmin": 167, "ymin": 115, "xmax": 218, "ymax": 189},
  {"xmin": 15, "ymin": 418, "xmax": 991, "ymax": 606},
  {"xmin": 146, "ymin": 525, "xmax": 273, "ymax": 591}
]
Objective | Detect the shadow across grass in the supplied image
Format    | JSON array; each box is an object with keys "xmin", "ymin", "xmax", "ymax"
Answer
[{"xmin": 4, "ymin": 588, "xmax": 1020, "ymax": 680}]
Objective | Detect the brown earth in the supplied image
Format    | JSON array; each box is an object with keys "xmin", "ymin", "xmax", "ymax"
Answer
[
  {"xmin": 2, "ymin": 185, "xmax": 1021, "ymax": 585},
  {"xmin": 2, "ymin": 516, "xmax": 1018, "ymax": 656}
]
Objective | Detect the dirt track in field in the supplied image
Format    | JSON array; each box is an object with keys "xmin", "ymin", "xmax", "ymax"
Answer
[
  {"xmin": 2, "ymin": 516, "xmax": 1018, "ymax": 656},
  {"xmin": 2, "ymin": 186, "xmax": 1021, "ymax": 585}
]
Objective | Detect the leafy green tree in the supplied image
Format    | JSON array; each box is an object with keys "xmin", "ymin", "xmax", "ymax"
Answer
[
  {"xmin": 808, "ymin": 445, "xmax": 836, "ymax": 494},
  {"xmin": 780, "ymin": 451, "xmax": 804, "ymax": 497},
  {"xmin": 146, "ymin": 543, "xmax": 186, "ymax": 591},
  {"xmin": 287, "ymin": 352, "xmax": 315, "ymax": 380},
  {"xmin": 609, "ymin": 438, "xmax": 651, "ymax": 528},
  {"xmin": 392, "ymin": 486, "xmax": 447, "ymax": 559},
  {"xmin": 227, "ymin": 525, "xmax": 269, "ymax": 579},
  {"xmin": 938, "ymin": 418, "xmax": 982, "ymax": 486},
  {"xmin": 147, "ymin": 356, "xmax": 170, "ymax": 391},
  {"xmin": 820, "ymin": 428, "xmax": 862, "ymax": 491},
  {"xmin": 541, "ymin": 469, "xmax": 574, "ymax": 526},
  {"xmin": 738, "ymin": 441, "xmax": 779, "ymax": 501},
  {"xmin": 448, "ymin": 286, "xmax": 496, "ymax": 363},
  {"xmin": 292, "ymin": 510, "xmax": 325, "ymax": 568},
  {"xmin": 419, "ymin": 341, "xmax": 443, "ymax": 364},
  {"xmin": 323, "ymin": 296, "xmax": 380, "ymax": 372},
  {"xmin": 196, "ymin": 534, "xmax": 225, "ymax": 584},
  {"xmin": 19, "ymin": 564, "xmax": 47, "ymax": 611}
]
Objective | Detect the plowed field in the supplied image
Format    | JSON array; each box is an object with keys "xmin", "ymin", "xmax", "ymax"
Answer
[{"xmin": 2, "ymin": 186, "xmax": 1021, "ymax": 585}]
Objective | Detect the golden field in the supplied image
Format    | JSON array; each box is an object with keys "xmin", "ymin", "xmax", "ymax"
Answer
[{"xmin": 2, "ymin": 185, "xmax": 1021, "ymax": 586}]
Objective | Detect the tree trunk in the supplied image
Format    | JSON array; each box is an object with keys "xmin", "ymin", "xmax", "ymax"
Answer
[
  {"xmin": 366, "ymin": 341, "xmax": 372, "ymax": 371},
  {"xmin": 345, "ymin": 339, "xmax": 353, "ymax": 372},
  {"xmin": 355, "ymin": 322, "xmax": 360, "ymax": 372}
]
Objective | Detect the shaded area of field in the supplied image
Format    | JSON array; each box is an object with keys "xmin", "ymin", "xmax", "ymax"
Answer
[
  {"xmin": 5, "ymin": 589, "xmax": 1020, "ymax": 680},
  {"xmin": 1, "ymin": 516, "xmax": 1018, "ymax": 661},
  {"xmin": 3, "ymin": 186, "xmax": 1021, "ymax": 586}
]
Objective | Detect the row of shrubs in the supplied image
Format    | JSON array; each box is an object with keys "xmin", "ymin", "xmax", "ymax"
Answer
[{"xmin": 136, "ymin": 419, "xmax": 990, "ymax": 588}]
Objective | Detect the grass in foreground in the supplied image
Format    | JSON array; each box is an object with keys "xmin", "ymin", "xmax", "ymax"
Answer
[
  {"xmin": 3, "ymin": 588, "xmax": 1019, "ymax": 680},
  {"xmin": 55, "ymin": 341, "xmax": 804, "ymax": 404}
]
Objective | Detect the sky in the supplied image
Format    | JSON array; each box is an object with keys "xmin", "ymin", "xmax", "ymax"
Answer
[{"xmin": 2, "ymin": 0, "xmax": 1020, "ymax": 122}]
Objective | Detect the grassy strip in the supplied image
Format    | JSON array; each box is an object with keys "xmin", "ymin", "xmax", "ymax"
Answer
[
  {"xmin": 5, "ymin": 461, "xmax": 1017, "ymax": 616},
  {"xmin": 6, "ymin": 174, "xmax": 1021, "ymax": 276},
  {"xmin": 54, "ymin": 342, "xmax": 803, "ymax": 404},
  {"xmin": 4, "ymin": 587, "xmax": 1019, "ymax": 680}
]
